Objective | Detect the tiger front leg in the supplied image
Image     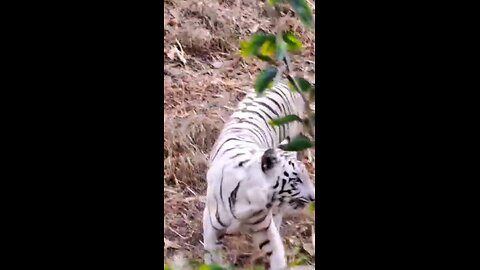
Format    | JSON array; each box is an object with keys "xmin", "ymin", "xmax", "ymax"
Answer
[
  {"xmin": 273, "ymin": 213, "xmax": 283, "ymax": 234},
  {"xmin": 233, "ymin": 185, "xmax": 270, "ymax": 221},
  {"xmin": 202, "ymin": 207, "xmax": 226, "ymax": 266},
  {"xmin": 251, "ymin": 213, "xmax": 287, "ymax": 270}
]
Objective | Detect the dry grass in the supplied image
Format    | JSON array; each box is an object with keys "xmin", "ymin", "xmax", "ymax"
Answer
[{"xmin": 164, "ymin": 0, "xmax": 315, "ymax": 268}]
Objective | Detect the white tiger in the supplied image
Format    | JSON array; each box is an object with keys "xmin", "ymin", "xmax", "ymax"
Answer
[{"xmin": 203, "ymin": 82, "xmax": 315, "ymax": 270}]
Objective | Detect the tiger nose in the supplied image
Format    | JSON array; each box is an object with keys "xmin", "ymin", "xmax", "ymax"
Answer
[{"xmin": 308, "ymin": 194, "xmax": 315, "ymax": 202}]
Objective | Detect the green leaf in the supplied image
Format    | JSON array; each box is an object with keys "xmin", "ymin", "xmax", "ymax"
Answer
[
  {"xmin": 240, "ymin": 34, "xmax": 276, "ymax": 59},
  {"xmin": 290, "ymin": 254, "xmax": 310, "ymax": 266},
  {"xmin": 288, "ymin": 0, "xmax": 314, "ymax": 29},
  {"xmin": 197, "ymin": 263, "xmax": 229, "ymax": 270},
  {"xmin": 199, "ymin": 265, "xmax": 210, "ymax": 270},
  {"xmin": 269, "ymin": 114, "xmax": 302, "ymax": 127},
  {"xmin": 282, "ymin": 31, "xmax": 303, "ymax": 52},
  {"xmin": 287, "ymin": 76, "xmax": 313, "ymax": 93},
  {"xmin": 255, "ymin": 67, "xmax": 278, "ymax": 94},
  {"xmin": 296, "ymin": 77, "xmax": 313, "ymax": 92},
  {"xmin": 164, "ymin": 264, "xmax": 172, "ymax": 270},
  {"xmin": 259, "ymin": 37, "xmax": 277, "ymax": 58},
  {"xmin": 267, "ymin": 0, "xmax": 284, "ymax": 6},
  {"xmin": 256, "ymin": 54, "xmax": 275, "ymax": 63},
  {"xmin": 278, "ymin": 134, "xmax": 313, "ymax": 151},
  {"xmin": 210, "ymin": 265, "xmax": 227, "ymax": 270}
]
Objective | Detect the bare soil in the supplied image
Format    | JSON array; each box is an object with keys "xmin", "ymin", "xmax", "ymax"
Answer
[{"xmin": 164, "ymin": 0, "xmax": 315, "ymax": 268}]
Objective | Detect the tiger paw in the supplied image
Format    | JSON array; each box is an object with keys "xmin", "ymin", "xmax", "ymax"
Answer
[{"xmin": 204, "ymin": 252, "xmax": 225, "ymax": 266}]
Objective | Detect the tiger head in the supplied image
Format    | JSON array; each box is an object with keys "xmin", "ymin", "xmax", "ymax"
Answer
[{"xmin": 259, "ymin": 148, "xmax": 315, "ymax": 211}]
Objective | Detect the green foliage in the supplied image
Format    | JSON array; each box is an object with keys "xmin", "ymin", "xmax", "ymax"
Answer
[
  {"xmin": 240, "ymin": 34, "xmax": 276, "ymax": 62},
  {"xmin": 198, "ymin": 264, "xmax": 229, "ymax": 270},
  {"xmin": 164, "ymin": 264, "xmax": 172, "ymax": 270},
  {"xmin": 287, "ymin": 76, "xmax": 313, "ymax": 93},
  {"xmin": 240, "ymin": 32, "xmax": 303, "ymax": 63},
  {"xmin": 269, "ymin": 114, "xmax": 303, "ymax": 127},
  {"xmin": 278, "ymin": 134, "xmax": 313, "ymax": 152},
  {"xmin": 267, "ymin": 0, "xmax": 284, "ymax": 6},
  {"xmin": 260, "ymin": 38, "xmax": 277, "ymax": 59},
  {"xmin": 243, "ymin": 1, "xmax": 316, "ymax": 219},
  {"xmin": 290, "ymin": 254, "xmax": 311, "ymax": 267},
  {"xmin": 287, "ymin": 0, "xmax": 314, "ymax": 29},
  {"xmin": 309, "ymin": 201, "xmax": 315, "ymax": 214},
  {"xmin": 255, "ymin": 67, "xmax": 278, "ymax": 94},
  {"xmin": 282, "ymin": 32, "xmax": 303, "ymax": 52}
]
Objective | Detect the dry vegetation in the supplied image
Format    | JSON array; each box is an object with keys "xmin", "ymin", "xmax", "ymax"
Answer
[{"xmin": 164, "ymin": 0, "xmax": 315, "ymax": 268}]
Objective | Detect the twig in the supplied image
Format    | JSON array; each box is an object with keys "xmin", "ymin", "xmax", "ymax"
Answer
[
  {"xmin": 285, "ymin": 74, "xmax": 315, "ymax": 138},
  {"xmin": 185, "ymin": 186, "xmax": 197, "ymax": 197},
  {"xmin": 273, "ymin": 65, "xmax": 286, "ymax": 86},
  {"xmin": 169, "ymin": 227, "xmax": 188, "ymax": 240},
  {"xmin": 270, "ymin": 6, "xmax": 316, "ymax": 141}
]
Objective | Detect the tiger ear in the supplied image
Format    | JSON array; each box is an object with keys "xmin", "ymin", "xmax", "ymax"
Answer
[
  {"xmin": 261, "ymin": 149, "xmax": 278, "ymax": 172},
  {"xmin": 279, "ymin": 136, "xmax": 291, "ymax": 146},
  {"xmin": 278, "ymin": 137, "xmax": 290, "ymax": 153},
  {"xmin": 279, "ymin": 137, "xmax": 299, "ymax": 160}
]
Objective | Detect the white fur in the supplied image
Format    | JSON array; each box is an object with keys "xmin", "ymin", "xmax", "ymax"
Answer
[{"xmin": 202, "ymin": 83, "xmax": 314, "ymax": 270}]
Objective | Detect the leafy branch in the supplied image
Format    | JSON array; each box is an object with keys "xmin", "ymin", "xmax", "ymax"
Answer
[
  {"xmin": 239, "ymin": 0, "xmax": 316, "ymax": 219},
  {"xmin": 240, "ymin": 0, "xmax": 315, "ymax": 152}
]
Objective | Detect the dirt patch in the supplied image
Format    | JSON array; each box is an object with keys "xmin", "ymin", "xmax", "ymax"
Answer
[{"xmin": 164, "ymin": 0, "xmax": 316, "ymax": 268}]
